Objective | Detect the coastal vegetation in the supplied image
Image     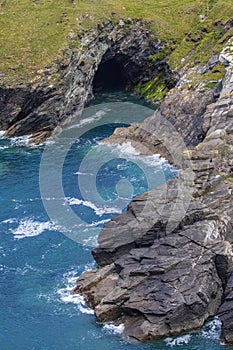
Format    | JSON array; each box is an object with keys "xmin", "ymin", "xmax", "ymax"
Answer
[
  {"xmin": 0, "ymin": 0, "xmax": 233, "ymax": 86},
  {"xmin": 1, "ymin": 1, "xmax": 233, "ymax": 346}
]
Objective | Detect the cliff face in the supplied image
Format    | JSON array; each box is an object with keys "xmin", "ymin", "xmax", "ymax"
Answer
[
  {"xmin": 2, "ymin": 10, "xmax": 233, "ymax": 344},
  {"xmin": 0, "ymin": 19, "xmax": 171, "ymax": 144},
  {"xmin": 74, "ymin": 39, "xmax": 233, "ymax": 344}
]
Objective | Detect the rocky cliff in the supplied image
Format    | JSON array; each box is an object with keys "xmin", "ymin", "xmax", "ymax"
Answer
[
  {"xmin": 74, "ymin": 39, "xmax": 233, "ymax": 344},
  {"xmin": 1, "ymin": 9, "xmax": 233, "ymax": 345},
  {"xmin": 0, "ymin": 19, "xmax": 171, "ymax": 144}
]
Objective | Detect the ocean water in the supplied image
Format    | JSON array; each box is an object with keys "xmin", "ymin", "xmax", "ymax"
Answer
[{"xmin": 0, "ymin": 93, "xmax": 230, "ymax": 350}]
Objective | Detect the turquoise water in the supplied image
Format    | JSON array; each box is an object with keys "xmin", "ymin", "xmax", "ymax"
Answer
[{"xmin": 0, "ymin": 93, "xmax": 230, "ymax": 350}]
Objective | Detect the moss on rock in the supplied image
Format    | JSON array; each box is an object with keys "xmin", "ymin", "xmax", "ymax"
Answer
[{"xmin": 135, "ymin": 74, "xmax": 169, "ymax": 103}]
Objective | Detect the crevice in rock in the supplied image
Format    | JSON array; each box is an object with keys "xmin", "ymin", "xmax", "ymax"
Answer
[{"xmin": 215, "ymin": 254, "xmax": 229, "ymax": 290}]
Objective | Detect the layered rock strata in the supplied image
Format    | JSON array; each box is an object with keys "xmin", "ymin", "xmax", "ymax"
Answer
[
  {"xmin": 74, "ymin": 41, "xmax": 233, "ymax": 344},
  {"xmin": 0, "ymin": 19, "xmax": 170, "ymax": 144}
]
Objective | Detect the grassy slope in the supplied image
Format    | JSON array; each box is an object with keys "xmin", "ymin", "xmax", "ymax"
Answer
[{"xmin": 0, "ymin": 0, "xmax": 232, "ymax": 85}]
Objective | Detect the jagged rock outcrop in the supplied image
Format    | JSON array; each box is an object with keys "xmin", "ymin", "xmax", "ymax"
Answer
[
  {"xmin": 105, "ymin": 85, "xmax": 215, "ymax": 153},
  {"xmin": 74, "ymin": 39, "xmax": 233, "ymax": 344},
  {"xmin": 75, "ymin": 169, "xmax": 232, "ymax": 341},
  {"xmin": 0, "ymin": 19, "xmax": 171, "ymax": 144}
]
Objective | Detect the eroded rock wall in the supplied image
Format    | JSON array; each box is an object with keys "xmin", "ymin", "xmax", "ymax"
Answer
[
  {"xmin": 75, "ymin": 39, "xmax": 233, "ymax": 344},
  {"xmin": 0, "ymin": 19, "xmax": 170, "ymax": 143}
]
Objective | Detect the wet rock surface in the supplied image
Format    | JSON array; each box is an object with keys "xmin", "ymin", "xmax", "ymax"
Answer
[
  {"xmin": 75, "ymin": 39, "xmax": 233, "ymax": 344},
  {"xmin": 75, "ymin": 171, "xmax": 233, "ymax": 342},
  {"xmin": 104, "ymin": 85, "xmax": 215, "ymax": 157},
  {"xmin": 2, "ymin": 15, "xmax": 233, "ymax": 344}
]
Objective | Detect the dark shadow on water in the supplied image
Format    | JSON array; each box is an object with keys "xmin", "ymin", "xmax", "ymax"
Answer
[{"xmin": 91, "ymin": 90, "xmax": 157, "ymax": 111}]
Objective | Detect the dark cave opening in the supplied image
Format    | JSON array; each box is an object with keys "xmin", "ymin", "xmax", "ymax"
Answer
[{"xmin": 93, "ymin": 58, "xmax": 129, "ymax": 92}]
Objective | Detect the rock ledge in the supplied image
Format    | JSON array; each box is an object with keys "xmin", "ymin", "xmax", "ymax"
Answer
[{"xmin": 74, "ymin": 42, "xmax": 233, "ymax": 344}]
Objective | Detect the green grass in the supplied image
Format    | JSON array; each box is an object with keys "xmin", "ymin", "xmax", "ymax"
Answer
[
  {"xmin": 0, "ymin": 0, "xmax": 233, "ymax": 85},
  {"xmin": 169, "ymin": 0, "xmax": 233, "ymax": 69}
]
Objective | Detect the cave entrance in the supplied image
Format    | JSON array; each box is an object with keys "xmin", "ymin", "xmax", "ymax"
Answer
[{"xmin": 93, "ymin": 58, "xmax": 129, "ymax": 92}]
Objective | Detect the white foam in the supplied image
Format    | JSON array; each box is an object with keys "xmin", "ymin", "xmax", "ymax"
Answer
[
  {"xmin": 114, "ymin": 141, "xmax": 141, "ymax": 156},
  {"xmin": 99, "ymin": 141, "xmax": 168, "ymax": 169},
  {"xmin": 74, "ymin": 171, "xmax": 92, "ymax": 175},
  {"xmin": 77, "ymin": 218, "xmax": 110, "ymax": 229},
  {"xmin": 66, "ymin": 197, "xmax": 121, "ymax": 216},
  {"xmin": 76, "ymin": 219, "xmax": 109, "ymax": 246},
  {"xmin": 201, "ymin": 317, "xmax": 222, "ymax": 340},
  {"xmin": 57, "ymin": 269, "xmax": 95, "ymax": 314},
  {"xmin": 59, "ymin": 292, "xmax": 94, "ymax": 314},
  {"xmin": 15, "ymin": 264, "xmax": 35, "ymax": 276},
  {"xmin": 0, "ymin": 133, "xmax": 40, "ymax": 148},
  {"xmin": 101, "ymin": 141, "xmax": 140, "ymax": 156},
  {"xmin": 165, "ymin": 334, "xmax": 192, "ymax": 347},
  {"xmin": 2, "ymin": 218, "xmax": 17, "ymax": 224},
  {"xmin": 11, "ymin": 218, "xmax": 55, "ymax": 239},
  {"xmin": 44, "ymin": 138, "xmax": 55, "ymax": 145},
  {"xmin": 68, "ymin": 108, "xmax": 110, "ymax": 129},
  {"xmin": 0, "ymin": 246, "xmax": 6, "ymax": 257},
  {"xmin": 102, "ymin": 323, "xmax": 125, "ymax": 335},
  {"xmin": 87, "ymin": 219, "xmax": 110, "ymax": 227},
  {"xmin": 13, "ymin": 200, "xmax": 23, "ymax": 209},
  {"xmin": 82, "ymin": 235, "xmax": 98, "ymax": 247},
  {"xmin": 10, "ymin": 135, "xmax": 31, "ymax": 147}
]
